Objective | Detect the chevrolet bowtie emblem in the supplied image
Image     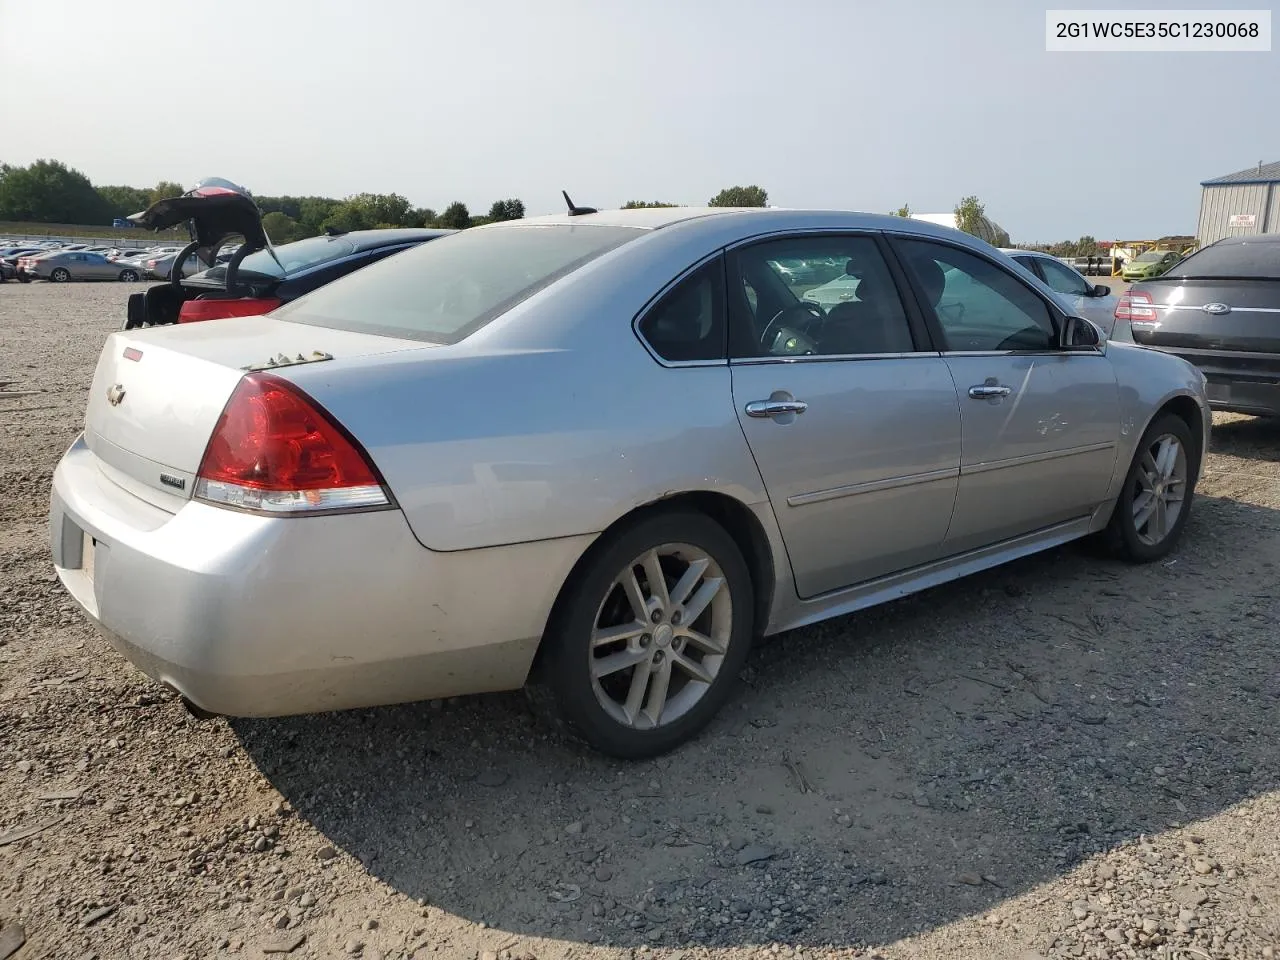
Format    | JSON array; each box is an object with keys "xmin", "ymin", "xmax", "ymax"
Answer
[{"xmin": 106, "ymin": 383, "xmax": 126, "ymax": 406}]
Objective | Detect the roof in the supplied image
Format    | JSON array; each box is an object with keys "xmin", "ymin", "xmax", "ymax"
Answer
[
  {"xmin": 337, "ymin": 227, "xmax": 454, "ymax": 251},
  {"xmin": 1200, "ymin": 160, "xmax": 1280, "ymax": 186},
  {"xmin": 505, "ymin": 206, "xmax": 983, "ymax": 237},
  {"xmin": 1211, "ymin": 231, "xmax": 1280, "ymax": 246}
]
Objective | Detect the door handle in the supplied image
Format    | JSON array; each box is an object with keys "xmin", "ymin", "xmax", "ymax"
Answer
[
  {"xmin": 745, "ymin": 399, "xmax": 809, "ymax": 418},
  {"xmin": 968, "ymin": 384, "xmax": 1012, "ymax": 400}
]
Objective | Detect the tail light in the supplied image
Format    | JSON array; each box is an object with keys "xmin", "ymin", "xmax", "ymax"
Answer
[
  {"xmin": 179, "ymin": 297, "xmax": 282, "ymax": 323},
  {"xmin": 1115, "ymin": 290, "xmax": 1157, "ymax": 325},
  {"xmin": 147, "ymin": 259, "xmax": 158, "ymax": 270},
  {"xmin": 195, "ymin": 373, "xmax": 391, "ymax": 515}
]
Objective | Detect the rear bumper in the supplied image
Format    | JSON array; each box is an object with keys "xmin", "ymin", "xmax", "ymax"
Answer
[
  {"xmin": 1136, "ymin": 345, "xmax": 1280, "ymax": 417},
  {"xmin": 49, "ymin": 434, "xmax": 595, "ymax": 717}
]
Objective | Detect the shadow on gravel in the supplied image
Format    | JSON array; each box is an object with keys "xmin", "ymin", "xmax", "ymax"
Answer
[
  {"xmin": 236, "ymin": 492, "xmax": 1280, "ymax": 950},
  {"xmin": 1211, "ymin": 415, "xmax": 1279, "ymax": 463}
]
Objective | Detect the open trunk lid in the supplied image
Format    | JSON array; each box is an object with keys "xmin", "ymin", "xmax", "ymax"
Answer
[{"xmin": 84, "ymin": 316, "xmax": 429, "ymax": 511}]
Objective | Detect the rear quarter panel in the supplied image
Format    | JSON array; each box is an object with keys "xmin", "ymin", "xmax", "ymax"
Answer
[{"xmin": 280, "ymin": 227, "xmax": 775, "ymax": 552}]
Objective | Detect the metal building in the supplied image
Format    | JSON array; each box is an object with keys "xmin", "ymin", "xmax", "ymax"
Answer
[{"xmin": 1196, "ymin": 160, "xmax": 1280, "ymax": 246}]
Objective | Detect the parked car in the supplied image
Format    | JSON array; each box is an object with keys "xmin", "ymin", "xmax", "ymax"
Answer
[
  {"xmin": 18, "ymin": 249, "xmax": 144, "ymax": 282},
  {"xmin": 1122, "ymin": 233, "xmax": 1280, "ymax": 417},
  {"xmin": 143, "ymin": 251, "xmax": 211, "ymax": 281},
  {"xmin": 0, "ymin": 246, "xmax": 43, "ymax": 282},
  {"xmin": 1001, "ymin": 248, "xmax": 1124, "ymax": 339},
  {"xmin": 1121, "ymin": 249, "xmax": 1181, "ymax": 282},
  {"xmin": 49, "ymin": 207, "xmax": 1209, "ymax": 758},
  {"xmin": 123, "ymin": 182, "xmax": 452, "ymax": 327}
]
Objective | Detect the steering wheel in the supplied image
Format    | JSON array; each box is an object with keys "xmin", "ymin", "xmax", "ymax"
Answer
[{"xmin": 759, "ymin": 301, "xmax": 825, "ymax": 354}]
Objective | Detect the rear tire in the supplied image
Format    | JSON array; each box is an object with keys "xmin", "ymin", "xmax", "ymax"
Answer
[
  {"xmin": 537, "ymin": 509, "xmax": 755, "ymax": 759},
  {"xmin": 50, "ymin": 268, "xmax": 70, "ymax": 282},
  {"xmin": 119, "ymin": 269, "xmax": 139, "ymax": 282},
  {"xmin": 1100, "ymin": 413, "xmax": 1197, "ymax": 563}
]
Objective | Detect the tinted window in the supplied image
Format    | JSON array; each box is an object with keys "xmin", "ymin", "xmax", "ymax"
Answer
[
  {"xmin": 276, "ymin": 224, "xmax": 643, "ymax": 344},
  {"xmin": 637, "ymin": 260, "xmax": 726, "ymax": 362},
  {"xmin": 730, "ymin": 235, "xmax": 915, "ymax": 358},
  {"xmin": 900, "ymin": 239, "xmax": 1057, "ymax": 352},
  {"xmin": 234, "ymin": 235, "xmax": 357, "ymax": 279},
  {"xmin": 1036, "ymin": 256, "xmax": 1091, "ymax": 296},
  {"xmin": 1165, "ymin": 240, "xmax": 1279, "ymax": 280}
]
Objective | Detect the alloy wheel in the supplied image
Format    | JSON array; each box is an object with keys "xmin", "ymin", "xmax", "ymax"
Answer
[
  {"xmin": 1132, "ymin": 433, "xmax": 1187, "ymax": 546},
  {"xmin": 589, "ymin": 543, "xmax": 733, "ymax": 730}
]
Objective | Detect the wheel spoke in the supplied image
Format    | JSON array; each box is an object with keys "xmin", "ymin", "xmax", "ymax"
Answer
[
  {"xmin": 641, "ymin": 550, "xmax": 670, "ymax": 610},
  {"xmin": 592, "ymin": 619, "xmax": 647, "ymax": 649},
  {"xmin": 1140, "ymin": 451, "xmax": 1159, "ymax": 486},
  {"xmin": 642, "ymin": 659, "xmax": 673, "ymax": 726},
  {"xmin": 672, "ymin": 652, "xmax": 715, "ymax": 685},
  {"xmin": 1152, "ymin": 495, "xmax": 1168, "ymax": 540},
  {"xmin": 622, "ymin": 657, "xmax": 654, "ymax": 724},
  {"xmin": 1155, "ymin": 438, "xmax": 1179, "ymax": 480},
  {"xmin": 592, "ymin": 647, "xmax": 650, "ymax": 679},
  {"xmin": 669, "ymin": 557, "xmax": 710, "ymax": 608},
  {"xmin": 679, "ymin": 627, "xmax": 727, "ymax": 656},
  {"xmin": 620, "ymin": 568, "xmax": 649, "ymax": 620},
  {"xmin": 1133, "ymin": 495, "xmax": 1158, "ymax": 534},
  {"xmin": 681, "ymin": 576, "xmax": 725, "ymax": 625}
]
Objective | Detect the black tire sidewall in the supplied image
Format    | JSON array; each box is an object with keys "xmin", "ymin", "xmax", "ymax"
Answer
[
  {"xmin": 1111, "ymin": 413, "xmax": 1196, "ymax": 562},
  {"xmin": 544, "ymin": 510, "xmax": 755, "ymax": 759}
]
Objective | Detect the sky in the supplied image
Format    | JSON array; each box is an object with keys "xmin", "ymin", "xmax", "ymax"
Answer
[{"xmin": 1, "ymin": 0, "xmax": 1276, "ymax": 242}]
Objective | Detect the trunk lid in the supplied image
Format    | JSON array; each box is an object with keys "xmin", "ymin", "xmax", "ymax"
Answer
[
  {"xmin": 84, "ymin": 316, "xmax": 429, "ymax": 511},
  {"xmin": 1130, "ymin": 278, "xmax": 1280, "ymax": 353}
]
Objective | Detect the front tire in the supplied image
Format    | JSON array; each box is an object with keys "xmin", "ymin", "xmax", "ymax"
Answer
[
  {"xmin": 1102, "ymin": 413, "xmax": 1197, "ymax": 562},
  {"xmin": 119, "ymin": 269, "xmax": 139, "ymax": 282},
  {"xmin": 538, "ymin": 509, "xmax": 755, "ymax": 759},
  {"xmin": 50, "ymin": 268, "xmax": 70, "ymax": 282}
]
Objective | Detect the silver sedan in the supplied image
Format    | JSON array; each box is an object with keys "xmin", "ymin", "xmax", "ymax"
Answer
[
  {"xmin": 23, "ymin": 249, "xmax": 144, "ymax": 282},
  {"xmin": 49, "ymin": 207, "xmax": 1210, "ymax": 758}
]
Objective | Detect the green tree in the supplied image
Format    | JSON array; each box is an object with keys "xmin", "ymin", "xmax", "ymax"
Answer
[
  {"xmin": 487, "ymin": 198, "xmax": 525, "ymax": 222},
  {"xmin": 297, "ymin": 197, "xmax": 341, "ymax": 235},
  {"xmin": 708, "ymin": 185, "xmax": 768, "ymax": 207},
  {"xmin": 953, "ymin": 195, "xmax": 986, "ymax": 238},
  {"xmin": 262, "ymin": 211, "xmax": 300, "ymax": 244},
  {"xmin": 0, "ymin": 159, "xmax": 112, "ymax": 223},
  {"xmin": 407, "ymin": 207, "xmax": 436, "ymax": 228},
  {"xmin": 622, "ymin": 200, "xmax": 680, "ymax": 209},
  {"xmin": 439, "ymin": 201, "xmax": 470, "ymax": 230},
  {"xmin": 890, "ymin": 203, "xmax": 911, "ymax": 218},
  {"xmin": 149, "ymin": 181, "xmax": 185, "ymax": 205},
  {"xmin": 97, "ymin": 184, "xmax": 152, "ymax": 219}
]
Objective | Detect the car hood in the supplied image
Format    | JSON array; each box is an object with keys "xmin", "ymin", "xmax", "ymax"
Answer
[{"xmin": 128, "ymin": 177, "xmax": 269, "ymax": 256}]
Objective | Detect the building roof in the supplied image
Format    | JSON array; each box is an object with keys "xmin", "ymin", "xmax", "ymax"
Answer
[{"xmin": 1201, "ymin": 160, "xmax": 1280, "ymax": 186}]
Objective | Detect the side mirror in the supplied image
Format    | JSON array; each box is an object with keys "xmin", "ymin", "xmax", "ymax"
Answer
[
  {"xmin": 1062, "ymin": 315, "xmax": 1102, "ymax": 349},
  {"xmin": 1091, "ymin": 283, "xmax": 1111, "ymax": 297}
]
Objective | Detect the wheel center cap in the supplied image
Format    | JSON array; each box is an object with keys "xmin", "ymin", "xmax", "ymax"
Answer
[{"xmin": 653, "ymin": 624, "xmax": 673, "ymax": 648}]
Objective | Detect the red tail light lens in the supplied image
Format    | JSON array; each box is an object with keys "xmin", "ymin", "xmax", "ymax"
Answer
[
  {"xmin": 179, "ymin": 297, "xmax": 282, "ymax": 323},
  {"xmin": 1115, "ymin": 290, "xmax": 1157, "ymax": 325},
  {"xmin": 195, "ymin": 373, "xmax": 390, "ymax": 514}
]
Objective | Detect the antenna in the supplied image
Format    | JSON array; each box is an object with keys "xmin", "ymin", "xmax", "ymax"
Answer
[{"xmin": 562, "ymin": 190, "xmax": 597, "ymax": 217}]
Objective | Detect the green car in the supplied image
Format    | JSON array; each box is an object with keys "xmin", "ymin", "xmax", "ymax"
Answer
[{"xmin": 1121, "ymin": 249, "xmax": 1181, "ymax": 281}]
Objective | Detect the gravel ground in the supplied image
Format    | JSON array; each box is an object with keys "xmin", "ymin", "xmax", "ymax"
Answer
[{"xmin": 1, "ymin": 283, "xmax": 1277, "ymax": 960}]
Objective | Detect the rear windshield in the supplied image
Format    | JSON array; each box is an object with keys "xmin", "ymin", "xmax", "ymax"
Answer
[
  {"xmin": 1164, "ymin": 239, "xmax": 1280, "ymax": 280},
  {"xmin": 274, "ymin": 223, "xmax": 644, "ymax": 344},
  {"xmin": 196, "ymin": 235, "xmax": 358, "ymax": 282}
]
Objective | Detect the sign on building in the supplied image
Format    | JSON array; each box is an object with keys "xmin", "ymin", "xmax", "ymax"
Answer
[{"xmin": 1228, "ymin": 213, "xmax": 1257, "ymax": 227}]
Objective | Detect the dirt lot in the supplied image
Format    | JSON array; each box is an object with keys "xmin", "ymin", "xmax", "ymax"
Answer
[{"xmin": 1, "ymin": 283, "xmax": 1277, "ymax": 960}]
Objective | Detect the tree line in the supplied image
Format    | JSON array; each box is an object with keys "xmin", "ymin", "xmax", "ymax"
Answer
[{"xmin": 0, "ymin": 159, "xmax": 528, "ymax": 243}]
